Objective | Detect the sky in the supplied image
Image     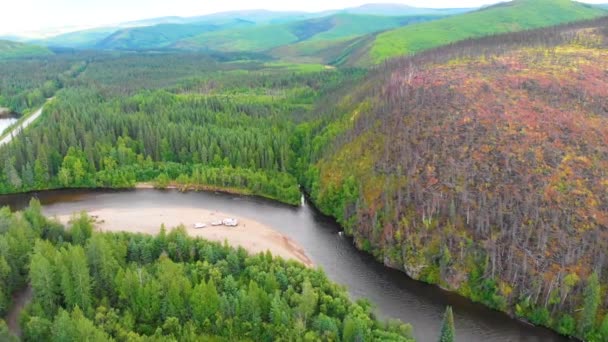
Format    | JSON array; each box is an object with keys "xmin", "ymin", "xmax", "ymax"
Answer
[{"xmin": 1, "ymin": 0, "xmax": 606, "ymax": 37}]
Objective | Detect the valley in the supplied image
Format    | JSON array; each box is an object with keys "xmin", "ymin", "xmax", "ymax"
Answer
[{"xmin": 1, "ymin": 0, "xmax": 608, "ymax": 341}]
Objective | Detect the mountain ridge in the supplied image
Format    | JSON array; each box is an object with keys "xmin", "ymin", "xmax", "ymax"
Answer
[
  {"xmin": 25, "ymin": 3, "xmax": 470, "ymax": 50},
  {"xmin": 340, "ymin": 0, "xmax": 608, "ymax": 65}
]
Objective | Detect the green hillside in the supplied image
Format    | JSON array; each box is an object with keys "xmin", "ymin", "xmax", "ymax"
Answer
[
  {"xmin": 0, "ymin": 40, "xmax": 53, "ymax": 59},
  {"xmin": 176, "ymin": 14, "xmax": 440, "ymax": 53},
  {"xmin": 176, "ymin": 23, "xmax": 296, "ymax": 51},
  {"xmin": 302, "ymin": 13, "xmax": 434, "ymax": 41},
  {"xmin": 38, "ymin": 27, "xmax": 121, "ymax": 48},
  {"xmin": 270, "ymin": 37, "xmax": 361, "ymax": 64},
  {"xmin": 96, "ymin": 21, "xmax": 253, "ymax": 50},
  {"xmin": 347, "ymin": 0, "xmax": 607, "ymax": 65},
  {"xmin": 270, "ymin": 14, "xmax": 442, "ymax": 63}
]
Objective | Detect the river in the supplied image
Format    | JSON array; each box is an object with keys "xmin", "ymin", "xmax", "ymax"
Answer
[
  {"xmin": 0, "ymin": 189, "xmax": 569, "ymax": 342},
  {"xmin": 0, "ymin": 117, "xmax": 17, "ymax": 135}
]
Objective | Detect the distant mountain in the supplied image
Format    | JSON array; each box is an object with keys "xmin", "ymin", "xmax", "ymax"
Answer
[
  {"xmin": 185, "ymin": 9, "xmax": 317, "ymax": 24},
  {"xmin": 95, "ymin": 22, "xmax": 250, "ymax": 50},
  {"xmin": 341, "ymin": 0, "xmax": 608, "ymax": 66},
  {"xmin": 35, "ymin": 10, "xmax": 322, "ymax": 50},
  {"xmin": 269, "ymin": 14, "xmax": 441, "ymax": 64},
  {"xmin": 34, "ymin": 27, "xmax": 119, "ymax": 48},
  {"xmin": 0, "ymin": 35, "xmax": 28, "ymax": 42},
  {"xmin": 337, "ymin": 3, "xmax": 472, "ymax": 16},
  {"xmin": 31, "ymin": 3, "xmax": 465, "ymax": 51},
  {"xmin": 120, "ymin": 16, "xmax": 188, "ymax": 27},
  {"xmin": 0, "ymin": 40, "xmax": 53, "ymax": 59},
  {"xmin": 175, "ymin": 13, "xmax": 441, "ymax": 54}
]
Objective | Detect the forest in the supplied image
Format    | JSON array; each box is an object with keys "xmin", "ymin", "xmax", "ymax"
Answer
[
  {"xmin": 300, "ymin": 16, "xmax": 608, "ymax": 340},
  {"xmin": 0, "ymin": 54, "xmax": 363, "ymax": 205},
  {"xmin": 0, "ymin": 200, "xmax": 414, "ymax": 341}
]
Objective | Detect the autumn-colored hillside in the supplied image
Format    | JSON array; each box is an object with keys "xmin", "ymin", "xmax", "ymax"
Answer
[{"xmin": 299, "ymin": 17, "xmax": 608, "ymax": 339}]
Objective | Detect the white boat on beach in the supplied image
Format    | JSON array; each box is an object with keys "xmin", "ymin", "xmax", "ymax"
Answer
[{"xmin": 223, "ymin": 218, "xmax": 238, "ymax": 227}]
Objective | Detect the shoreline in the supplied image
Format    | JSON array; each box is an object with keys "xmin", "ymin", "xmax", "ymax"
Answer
[
  {"xmin": 53, "ymin": 207, "xmax": 314, "ymax": 268},
  {"xmin": 135, "ymin": 182, "xmax": 300, "ymax": 206}
]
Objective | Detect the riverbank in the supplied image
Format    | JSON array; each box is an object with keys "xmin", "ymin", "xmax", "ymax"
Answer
[
  {"xmin": 53, "ymin": 206, "xmax": 313, "ymax": 267},
  {"xmin": 136, "ymin": 182, "xmax": 301, "ymax": 206}
]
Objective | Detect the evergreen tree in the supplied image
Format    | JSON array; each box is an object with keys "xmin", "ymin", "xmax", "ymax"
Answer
[
  {"xmin": 298, "ymin": 279, "xmax": 318, "ymax": 326},
  {"xmin": 51, "ymin": 307, "xmax": 109, "ymax": 341},
  {"xmin": 70, "ymin": 212, "xmax": 93, "ymax": 246},
  {"xmin": 30, "ymin": 241, "xmax": 60, "ymax": 318},
  {"xmin": 57, "ymin": 246, "xmax": 92, "ymax": 312},
  {"xmin": 599, "ymin": 314, "xmax": 608, "ymax": 342},
  {"xmin": 190, "ymin": 279, "xmax": 220, "ymax": 324},
  {"xmin": 86, "ymin": 234, "xmax": 120, "ymax": 299},
  {"xmin": 579, "ymin": 272, "xmax": 601, "ymax": 337},
  {"xmin": 439, "ymin": 306, "xmax": 455, "ymax": 342}
]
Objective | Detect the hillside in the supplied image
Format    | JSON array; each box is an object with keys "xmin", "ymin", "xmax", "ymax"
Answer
[
  {"xmin": 176, "ymin": 14, "xmax": 440, "ymax": 53},
  {"xmin": 95, "ymin": 22, "xmax": 245, "ymax": 50},
  {"xmin": 0, "ymin": 40, "xmax": 52, "ymax": 59},
  {"xmin": 343, "ymin": 0, "xmax": 607, "ymax": 65},
  {"xmin": 37, "ymin": 27, "xmax": 124, "ymax": 48},
  {"xmin": 298, "ymin": 17, "xmax": 608, "ymax": 339}
]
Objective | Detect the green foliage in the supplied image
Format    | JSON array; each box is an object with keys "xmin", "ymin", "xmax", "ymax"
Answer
[
  {"xmin": 556, "ymin": 314, "xmax": 576, "ymax": 337},
  {"xmin": 579, "ymin": 273, "xmax": 601, "ymax": 338},
  {"xmin": 0, "ymin": 55, "xmax": 82, "ymax": 113},
  {"xmin": 0, "ymin": 54, "xmax": 360, "ymax": 205},
  {"xmin": 0, "ymin": 40, "xmax": 52, "ymax": 60},
  {"xmin": 0, "ymin": 205, "xmax": 40, "ymax": 316},
  {"xmin": 0, "ymin": 204, "xmax": 416, "ymax": 341},
  {"xmin": 51, "ymin": 307, "xmax": 110, "ymax": 341},
  {"xmin": 0, "ymin": 319, "xmax": 17, "ymax": 342},
  {"xmin": 439, "ymin": 306, "xmax": 455, "ymax": 342},
  {"xmin": 57, "ymin": 245, "xmax": 93, "ymax": 312},
  {"xmin": 69, "ymin": 212, "xmax": 93, "ymax": 246},
  {"xmin": 599, "ymin": 314, "xmax": 608, "ymax": 341}
]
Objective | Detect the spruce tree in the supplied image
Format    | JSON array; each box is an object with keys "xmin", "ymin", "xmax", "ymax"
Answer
[
  {"xmin": 578, "ymin": 272, "xmax": 601, "ymax": 338},
  {"xmin": 439, "ymin": 306, "xmax": 455, "ymax": 342}
]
